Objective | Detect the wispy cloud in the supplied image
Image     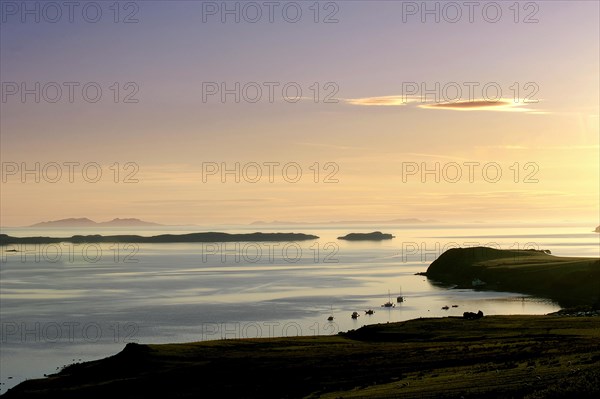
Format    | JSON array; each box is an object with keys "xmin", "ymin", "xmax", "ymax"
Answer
[
  {"xmin": 345, "ymin": 95, "xmax": 547, "ymax": 114},
  {"xmin": 344, "ymin": 95, "xmax": 415, "ymax": 106},
  {"xmin": 419, "ymin": 99, "xmax": 544, "ymax": 113}
]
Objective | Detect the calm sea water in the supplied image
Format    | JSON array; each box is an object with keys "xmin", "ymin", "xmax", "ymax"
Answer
[{"xmin": 1, "ymin": 223, "xmax": 598, "ymax": 392}]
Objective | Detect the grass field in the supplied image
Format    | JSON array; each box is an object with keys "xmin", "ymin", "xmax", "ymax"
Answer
[{"xmin": 4, "ymin": 315, "xmax": 600, "ymax": 398}]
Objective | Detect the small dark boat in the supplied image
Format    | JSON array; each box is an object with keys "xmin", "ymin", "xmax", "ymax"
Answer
[
  {"xmin": 382, "ymin": 290, "xmax": 395, "ymax": 308},
  {"xmin": 442, "ymin": 306, "xmax": 449, "ymax": 310},
  {"xmin": 365, "ymin": 309, "xmax": 374, "ymax": 315},
  {"xmin": 327, "ymin": 305, "xmax": 334, "ymax": 321},
  {"xmin": 452, "ymin": 305, "xmax": 459, "ymax": 308},
  {"xmin": 397, "ymin": 286, "xmax": 404, "ymax": 303},
  {"xmin": 351, "ymin": 311, "xmax": 360, "ymax": 319}
]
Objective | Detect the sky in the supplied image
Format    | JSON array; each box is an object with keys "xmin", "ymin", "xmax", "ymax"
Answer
[{"xmin": 0, "ymin": 0, "xmax": 598, "ymax": 226}]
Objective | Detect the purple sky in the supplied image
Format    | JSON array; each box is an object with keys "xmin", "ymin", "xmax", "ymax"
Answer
[{"xmin": 1, "ymin": 1, "xmax": 598, "ymax": 225}]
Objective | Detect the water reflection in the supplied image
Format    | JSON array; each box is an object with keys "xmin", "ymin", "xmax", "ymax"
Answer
[{"xmin": 1, "ymin": 223, "xmax": 595, "ymax": 392}]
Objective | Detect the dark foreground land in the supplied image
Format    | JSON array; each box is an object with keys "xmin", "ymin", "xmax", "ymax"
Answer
[{"xmin": 4, "ymin": 315, "xmax": 600, "ymax": 399}]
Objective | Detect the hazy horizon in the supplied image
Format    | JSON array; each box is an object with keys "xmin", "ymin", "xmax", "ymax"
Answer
[{"xmin": 1, "ymin": 217, "xmax": 598, "ymax": 229}]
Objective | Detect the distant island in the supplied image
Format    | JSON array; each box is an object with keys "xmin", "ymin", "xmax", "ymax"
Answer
[
  {"xmin": 0, "ymin": 232, "xmax": 319, "ymax": 246},
  {"xmin": 251, "ymin": 218, "xmax": 436, "ymax": 225},
  {"xmin": 595, "ymin": 225, "xmax": 600, "ymax": 233},
  {"xmin": 337, "ymin": 231, "xmax": 395, "ymax": 241},
  {"xmin": 424, "ymin": 247, "xmax": 600, "ymax": 307},
  {"xmin": 29, "ymin": 218, "xmax": 163, "ymax": 228}
]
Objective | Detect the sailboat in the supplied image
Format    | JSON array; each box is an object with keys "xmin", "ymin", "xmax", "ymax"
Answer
[
  {"xmin": 397, "ymin": 286, "xmax": 405, "ymax": 303},
  {"xmin": 382, "ymin": 290, "xmax": 395, "ymax": 308},
  {"xmin": 327, "ymin": 305, "xmax": 334, "ymax": 321}
]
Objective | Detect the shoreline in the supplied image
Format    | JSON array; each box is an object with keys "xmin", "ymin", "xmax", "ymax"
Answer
[
  {"xmin": 4, "ymin": 314, "xmax": 600, "ymax": 398},
  {"xmin": 423, "ymin": 247, "xmax": 600, "ymax": 308},
  {"xmin": 4, "ymin": 246, "xmax": 599, "ymax": 397}
]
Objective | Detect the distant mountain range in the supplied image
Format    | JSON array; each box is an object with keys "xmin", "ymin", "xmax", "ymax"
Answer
[
  {"xmin": 251, "ymin": 218, "xmax": 437, "ymax": 225},
  {"xmin": 29, "ymin": 218, "xmax": 163, "ymax": 228}
]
